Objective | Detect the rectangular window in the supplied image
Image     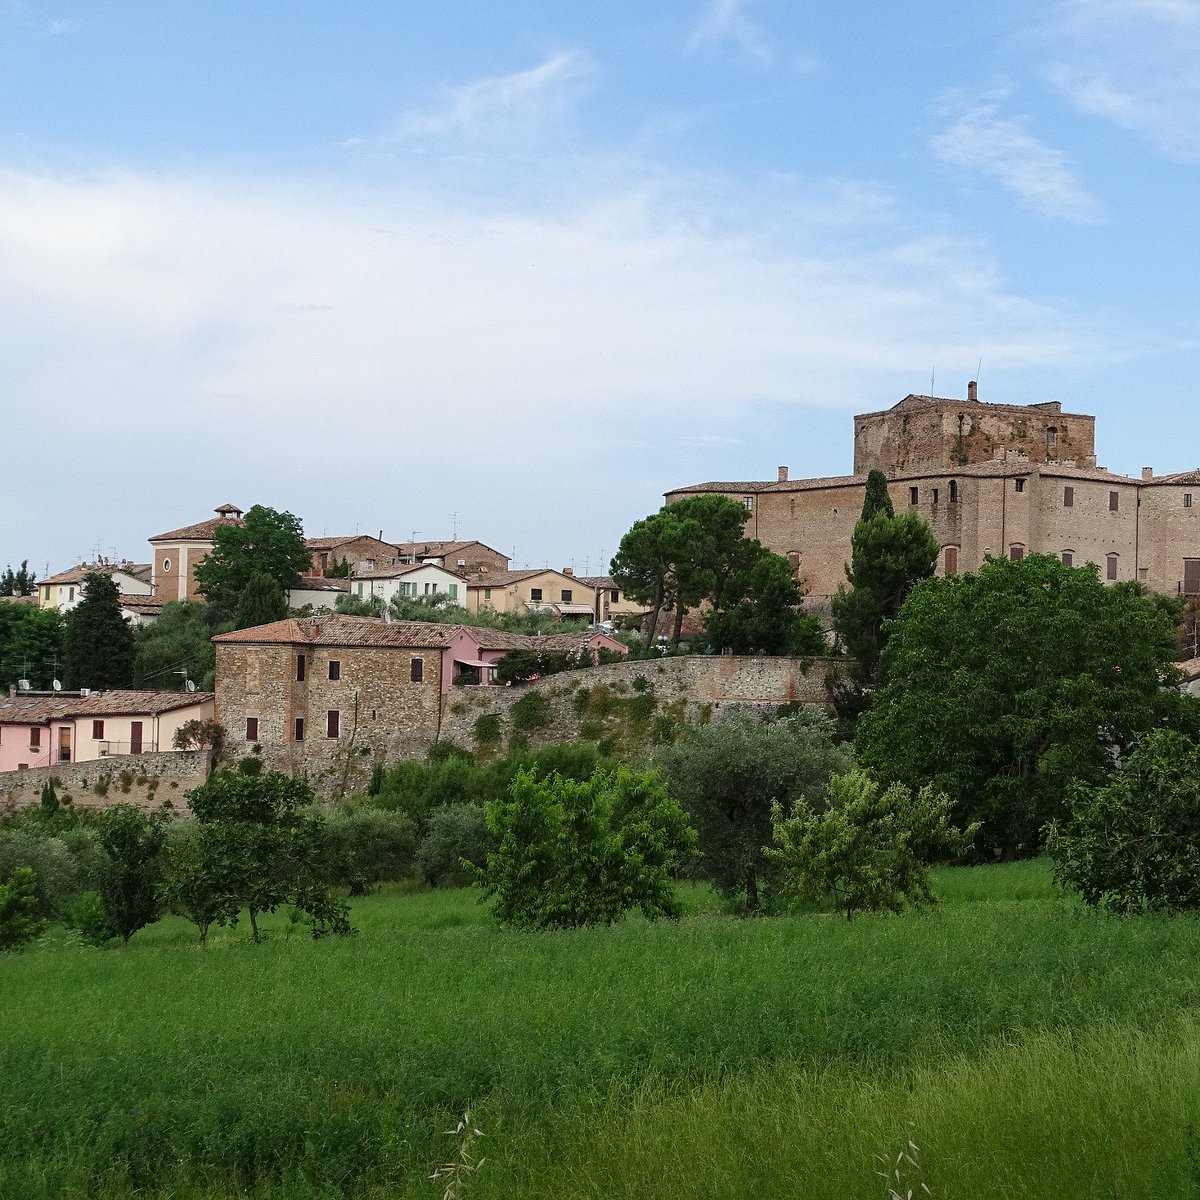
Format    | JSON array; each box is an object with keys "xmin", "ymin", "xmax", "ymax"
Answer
[
  {"xmin": 449, "ymin": 583, "xmax": 458, "ymax": 600},
  {"xmin": 612, "ymin": 590, "xmax": 620, "ymax": 603},
  {"xmin": 1062, "ymin": 551, "xmax": 1074, "ymax": 567},
  {"xmin": 357, "ymin": 582, "xmax": 364, "ymax": 596},
  {"xmin": 29, "ymin": 727, "xmax": 41, "ymax": 751},
  {"xmin": 1064, "ymin": 486, "xmax": 1074, "ymax": 507},
  {"xmin": 1109, "ymin": 491, "xmax": 1119, "ymax": 512},
  {"xmin": 1046, "ymin": 427, "xmax": 1058, "ymax": 448},
  {"xmin": 1185, "ymin": 560, "xmax": 1200, "ymax": 595},
  {"xmin": 484, "ymin": 587, "xmax": 492, "ymax": 600},
  {"xmin": 245, "ymin": 716, "xmax": 259, "ymax": 741},
  {"xmin": 326, "ymin": 710, "xmax": 339, "ymax": 738},
  {"xmin": 1010, "ymin": 545, "xmax": 1025, "ymax": 561},
  {"xmin": 561, "ymin": 589, "xmax": 572, "ymax": 603},
  {"xmin": 530, "ymin": 588, "xmax": 543, "ymax": 602},
  {"xmin": 328, "ymin": 660, "xmax": 340, "ymax": 681},
  {"xmin": 742, "ymin": 496, "xmax": 754, "ymax": 511},
  {"xmin": 1014, "ymin": 478, "xmax": 1025, "ymax": 493},
  {"xmin": 92, "ymin": 720, "xmax": 104, "ymax": 740},
  {"xmin": 1186, "ymin": 494, "xmax": 1194, "ymax": 509},
  {"xmin": 411, "ymin": 657, "xmax": 424, "ymax": 683},
  {"xmin": 296, "ymin": 655, "xmax": 306, "ymax": 682},
  {"xmin": 931, "ymin": 488, "xmax": 939, "ymax": 505},
  {"xmin": 909, "ymin": 487, "xmax": 918, "ymax": 505},
  {"xmin": 1107, "ymin": 555, "xmax": 1119, "ymax": 581},
  {"xmin": 1138, "ymin": 567, "xmax": 1149, "ymax": 581},
  {"xmin": 944, "ymin": 547, "xmax": 958, "ymax": 575},
  {"xmin": 294, "ymin": 717, "xmax": 304, "ymax": 741}
]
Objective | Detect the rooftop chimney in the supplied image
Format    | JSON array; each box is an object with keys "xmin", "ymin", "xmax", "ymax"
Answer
[
  {"xmin": 1142, "ymin": 467, "xmax": 1154, "ymax": 481},
  {"xmin": 967, "ymin": 380, "xmax": 978, "ymax": 402},
  {"xmin": 778, "ymin": 466, "xmax": 789, "ymax": 482},
  {"xmin": 563, "ymin": 567, "xmax": 574, "ymax": 576}
]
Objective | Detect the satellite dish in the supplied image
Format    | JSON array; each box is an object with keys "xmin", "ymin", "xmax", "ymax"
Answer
[
  {"xmin": 17, "ymin": 679, "xmax": 30, "ymax": 691},
  {"xmin": 185, "ymin": 679, "xmax": 196, "ymax": 692},
  {"xmin": 52, "ymin": 679, "xmax": 62, "ymax": 692}
]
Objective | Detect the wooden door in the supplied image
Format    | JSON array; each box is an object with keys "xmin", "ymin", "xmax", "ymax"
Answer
[
  {"xmin": 130, "ymin": 721, "xmax": 143, "ymax": 755},
  {"xmin": 58, "ymin": 726, "xmax": 71, "ymax": 763}
]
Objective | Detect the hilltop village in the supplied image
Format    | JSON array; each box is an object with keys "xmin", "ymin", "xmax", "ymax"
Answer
[{"xmin": 4, "ymin": 384, "xmax": 1199, "ymax": 785}]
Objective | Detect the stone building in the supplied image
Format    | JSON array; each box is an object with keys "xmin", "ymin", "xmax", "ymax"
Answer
[
  {"xmin": 148, "ymin": 503, "xmax": 244, "ymax": 602},
  {"xmin": 667, "ymin": 387, "xmax": 1200, "ymax": 603}
]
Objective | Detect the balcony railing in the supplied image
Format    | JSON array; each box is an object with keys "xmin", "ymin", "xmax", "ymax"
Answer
[{"xmin": 96, "ymin": 741, "xmax": 159, "ymax": 757}]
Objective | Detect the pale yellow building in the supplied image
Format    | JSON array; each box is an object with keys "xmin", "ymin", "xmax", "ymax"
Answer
[{"xmin": 466, "ymin": 568, "xmax": 597, "ymax": 618}]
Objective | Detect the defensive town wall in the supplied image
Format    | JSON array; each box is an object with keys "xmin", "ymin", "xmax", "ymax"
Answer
[{"xmin": 0, "ymin": 751, "xmax": 210, "ymax": 816}]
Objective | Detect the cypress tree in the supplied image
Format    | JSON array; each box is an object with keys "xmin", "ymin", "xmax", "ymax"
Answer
[
  {"xmin": 63, "ymin": 572, "xmax": 134, "ymax": 689},
  {"xmin": 860, "ymin": 468, "xmax": 894, "ymax": 519}
]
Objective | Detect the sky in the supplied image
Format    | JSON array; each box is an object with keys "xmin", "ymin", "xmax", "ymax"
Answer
[{"xmin": 2, "ymin": 0, "xmax": 1199, "ymax": 578}]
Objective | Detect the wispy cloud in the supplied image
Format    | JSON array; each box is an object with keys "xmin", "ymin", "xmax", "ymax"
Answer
[
  {"xmin": 689, "ymin": 0, "xmax": 772, "ymax": 63},
  {"xmin": 930, "ymin": 103, "xmax": 1103, "ymax": 223},
  {"xmin": 46, "ymin": 17, "xmax": 80, "ymax": 34},
  {"xmin": 392, "ymin": 51, "xmax": 593, "ymax": 142},
  {"xmin": 1046, "ymin": 0, "xmax": 1200, "ymax": 160}
]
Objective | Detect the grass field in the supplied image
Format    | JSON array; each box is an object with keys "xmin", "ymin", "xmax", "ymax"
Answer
[{"xmin": 3, "ymin": 861, "xmax": 1200, "ymax": 1198}]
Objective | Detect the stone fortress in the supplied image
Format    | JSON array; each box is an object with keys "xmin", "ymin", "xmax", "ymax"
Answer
[{"xmin": 667, "ymin": 384, "xmax": 1200, "ymax": 606}]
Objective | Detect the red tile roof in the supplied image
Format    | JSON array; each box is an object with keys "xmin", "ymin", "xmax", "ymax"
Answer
[
  {"xmin": 149, "ymin": 506, "xmax": 245, "ymax": 543},
  {"xmin": 0, "ymin": 689, "xmax": 212, "ymax": 723},
  {"xmin": 213, "ymin": 615, "xmax": 461, "ymax": 648}
]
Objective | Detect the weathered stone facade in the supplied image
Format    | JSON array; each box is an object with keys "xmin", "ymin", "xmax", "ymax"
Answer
[
  {"xmin": 0, "ymin": 751, "xmax": 209, "ymax": 815},
  {"xmin": 670, "ymin": 389, "xmax": 1200, "ymax": 602}
]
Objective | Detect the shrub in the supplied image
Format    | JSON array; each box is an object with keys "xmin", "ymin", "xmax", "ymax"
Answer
[
  {"xmin": 0, "ymin": 867, "xmax": 45, "ymax": 951},
  {"xmin": 477, "ymin": 765, "xmax": 696, "ymax": 929},
  {"xmin": 511, "ymin": 692, "xmax": 551, "ymax": 733},
  {"xmin": 323, "ymin": 807, "xmax": 418, "ymax": 894},
  {"xmin": 572, "ymin": 687, "xmax": 590, "ymax": 717},
  {"xmin": 97, "ymin": 804, "xmax": 168, "ymax": 945},
  {"xmin": 0, "ymin": 831, "xmax": 79, "ymax": 920},
  {"xmin": 161, "ymin": 819, "xmax": 225, "ymax": 945},
  {"xmin": 417, "ymin": 804, "xmax": 495, "ymax": 886},
  {"xmin": 628, "ymin": 692, "xmax": 656, "ymax": 723},
  {"xmin": 1049, "ymin": 729, "xmax": 1200, "ymax": 913},
  {"xmin": 71, "ymin": 889, "xmax": 114, "ymax": 947},
  {"xmin": 578, "ymin": 719, "xmax": 605, "ymax": 741},
  {"xmin": 473, "ymin": 713, "xmax": 502, "ymax": 745},
  {"xmin": 768, "ymin": 769, "xmax": 973, "ymax": 920}
]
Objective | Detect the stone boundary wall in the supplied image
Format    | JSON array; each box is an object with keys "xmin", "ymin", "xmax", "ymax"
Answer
[
  {"xmin": 0, "ymin": 751, "xmax": 210, "ymax": 816},
  {"xmin": 440, "ymin": 655, "xmax": 841, "ymax": 756}
]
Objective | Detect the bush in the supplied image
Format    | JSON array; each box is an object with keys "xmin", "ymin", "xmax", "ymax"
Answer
[
  {"xmin": 477, "ymin": 765, "xmax": 696, "ymax": 929},
  {"xmin": 511, "ymin": 691, "xmax": 552, "ymax": 732},
  {"xmin": 323, "ymin": 807, "xmax": 418, "ymax": 894},
  {"xmin": 0, "ymin": 866, "xmax": 45, "ymax": 951},
  {"xmin": 71, "ymin": 890, "xmax": 115, "ymax": 947},
  {"xmin": 768, "ymin": 769, "xmax": 973, "ymax": 919},
  {"xmin": 97, "ymin": 804, "xmax": 168, "ymax": 945},
  {"xmin": 417, "ymin": 804, "xmax": 494, "ymax": 886},
  {"xmin": 1049, "ymin": 729, "xmax": 1200, "ymax": 913},
  {"xmin": 0, "ymin": 831, "xmax": 79, "ymax": 920},
  {"xmin": 473, "ymin": 713, "xmax": 502, "ymax": 746}
]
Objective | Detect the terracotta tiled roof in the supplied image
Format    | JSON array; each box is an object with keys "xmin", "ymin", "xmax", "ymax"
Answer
[
  {"xmin": 150, "ymin": 507, "xmax": 245, "ymax": 543},
  {"xmin": 467, "ymin": 628, "xmax": 532, "ymax": 651},
  {"xmin": 293, "ymin": 576, "xmax": 351, "ymax": 592},
  {"xmin": 213, "ymin": 615, "xmax": 460, "ymax": 649},
  {"xmin": 0, "ymin": 593, "xmax": 39, "ymax": 605},
  {"xmin": 0, "ymin": 696, "xmax": 78, "ymax": 724},
  {"xmin": 41, "ymin": 562, "xmax": 150, "ymax": 587},
  {"xmin": 119, "ymin": 594, "xmax": 165, "ymax": 611},
  {"xmin": 67, "ymin": 690, "xmax": 214, "ymax": 717},
  {"xmin": 351, "ymin": 563, "xmax": 468, "ymax": 582},
  {"xmin": 577, "ymin": 575, "xmax": 616, "ymax": 589},
  {"xmin": 1146, "ymin": 470, "xmax": 1200, "ymax": 486},
  {"xmin": 665, "ymin": 480, "xmax": 779, "ymax": 496},
  {"xmin": 393, "ymin": 539, "xmax": 508, "ymax": 561},
  {"xmin": 305, "ymin": 535, "xmax": 398, "ymax": 552},
  {"xmin": 465, "ymin": 569, "xmax": 547, "ymax": 587}
]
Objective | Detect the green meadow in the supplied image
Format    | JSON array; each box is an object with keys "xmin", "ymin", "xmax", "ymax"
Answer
[{"xmin": 4, "ymin": 861, "xmax": 1200, "ymax": 1198}]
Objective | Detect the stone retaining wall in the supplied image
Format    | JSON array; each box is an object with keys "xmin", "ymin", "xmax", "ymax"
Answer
[{"xmin": 0, "ymin": 751, "xmax": 210, "ymax": 816}]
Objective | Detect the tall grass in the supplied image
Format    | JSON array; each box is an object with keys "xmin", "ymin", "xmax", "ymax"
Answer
[{"xmin": 2, "ymin": 862, "xmax": 1198, "ymax": 1197}]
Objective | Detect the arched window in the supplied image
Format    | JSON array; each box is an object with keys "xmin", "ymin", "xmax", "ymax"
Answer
[
  {"xmin": 1009, "ymin": 544, "xmax": 1025, "ymax": 561},
  {"xmin": 1106, "ymin": 553, "xmax": 1119, "ymax": 581},
  {"xmin": 1061, "ymin": 550, "xmax": 1074, "ymax": 567}
]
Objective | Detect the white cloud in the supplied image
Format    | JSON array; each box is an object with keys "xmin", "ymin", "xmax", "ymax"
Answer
[
  {"xmin": 392, "ymin": 52, "xmax": 593, "ymax": 142},
  {"xmin": 689, "ymin": 0, "xmax": 772, "ymax": 63},
  {"xmin": 46, "ymin": 17, "xmax": 79, "ymax": 34},
  {"xmin": 0, "ymin": 166, "xmax": 1120, "ymax": 569},
  {"xmin": 930, "ymin": 104, "xmax": 1103, "ymax": 223},
  {"xmin": 1046, "ymin": 0, "xmax": 1200, "ymax": 160}
]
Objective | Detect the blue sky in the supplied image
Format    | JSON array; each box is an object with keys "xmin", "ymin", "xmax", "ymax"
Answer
[{"xmin": 2, "ymin": 0, "xmax": 1198, "ymax": 576}]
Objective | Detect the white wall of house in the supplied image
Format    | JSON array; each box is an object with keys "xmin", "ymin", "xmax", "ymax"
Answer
[{"xmin": 350, "ymin": 564, "xmax": 467, "ymax": 607}]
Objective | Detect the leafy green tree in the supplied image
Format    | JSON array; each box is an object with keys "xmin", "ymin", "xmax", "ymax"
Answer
[
  {"xmin": 0, "ymin": 603, "xmax": 65, "ymax": 690},
  {"xmin": 655, "ymin": 711, "xmax": 853, "ymax": 913},
  {"xmin": 173, "ymin": 718, "xmax": 228, "ymax": 779},
  {"xmin": 0, "ymin": 867, "xmax": 46, "ymax": 951},
  {"xmin": 704, "ymin": 540, "xmax": 826, "ymax": 655},
  {"xmin": 831, "ymin": 507, "xmax": 939, "ymax": 685},
  {"xmin": 494, "ymin": 648, "xmax": 578, "ymax": 685},
  {"xmin": 478, "ymin": 765, "xmax": 695, "ymax": 929},
  {"xmin": 132, "ymin": 600, "xmax": 232, "ymax": 692},
  {"xmin": 322, "ymin": 807, "xmax": 417, "ymax": 895},
  {"xmin": 160, "ymin": 818, "xmax": 232, "ymax": 944},
  {"xmin": 0, "ymin": 831, "xmax": 80, "ymax": 920},
  {"xmin": 333, "ymin": 592, "xmax": 383, "ymax": 617},
  {"xmin": 1048, "ymin": 729, "xmax": 1200, "ymax": 913},
  {"xmin": 417, "ymin": 803, "xmax": 494, "ymax": 886},
  {"xmin": 234, "ymin": 570, "xmax": 288, "ymax": 630},
  {"xmin": 186, "ymin": 770, "xmax": 350, "ymax": 941},
  {"xmin": 611, "ymin": 511, "xmax": 678, "ymax": 642},
  {"xmin": 858, "ymin": 555, "xmax": 1199, "ymax": 857},
  {"xmin": 63, "ymin": 572, "xmax": 134, "ymax": 689},
  {"xmin": 769, "ymin": 769, "xmax": 973, "ymax": 919},
  {"xmin": 860, "ymin": 468, "xmax": 894, "ymax": 519},
  {"xmin": 388, "ymin": 592, "xmax": 468, "ymax": 623},
  {"xmin": 324, "ymin": 557, "xmax": 351, "ymax": 578},
  {"xmin": 194, "ymin": 505, "xmax": 310, "ymax": 619},
  {"xmin": 96, "ymin": 804, "xmax": 167, "ymax": 945},
  {"xmin": 0, "ymin": 560, "xmax": 37, "ymax": 596}
]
